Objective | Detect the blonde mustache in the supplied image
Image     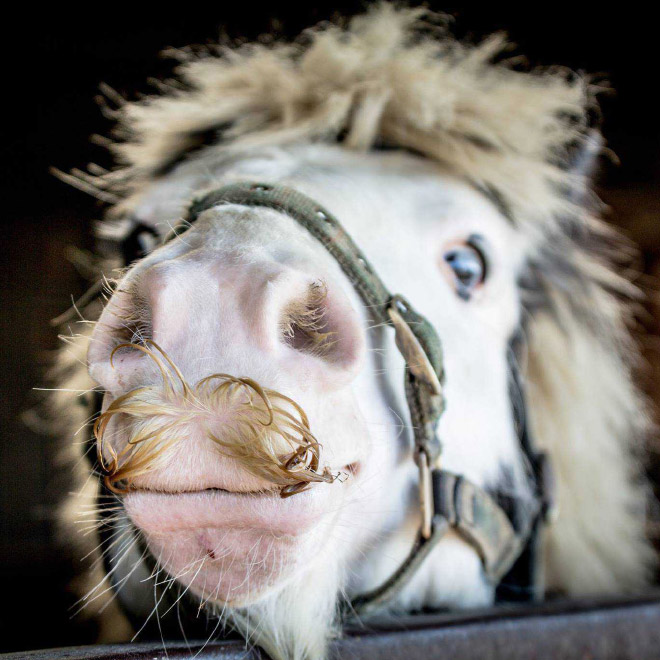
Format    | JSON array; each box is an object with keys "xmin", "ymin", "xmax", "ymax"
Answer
[{"xmin": 93, "ymin": 340, "xmax": 336, "ymax": 498}]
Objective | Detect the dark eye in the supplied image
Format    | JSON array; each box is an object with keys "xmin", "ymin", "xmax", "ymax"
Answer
[{"xmin": 443, "ymin": 241, "xmax": 487, "ymax": 300}]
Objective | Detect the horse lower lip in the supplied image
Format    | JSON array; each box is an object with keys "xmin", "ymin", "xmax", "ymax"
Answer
[{"xmin": 124, "ymin": 482, "xmax": 338, "ymax": 536}]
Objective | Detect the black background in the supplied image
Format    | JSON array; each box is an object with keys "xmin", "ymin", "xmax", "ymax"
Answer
[{"xmin": 1, "ymin": 3, "xmax": 659, "ymax": 653}]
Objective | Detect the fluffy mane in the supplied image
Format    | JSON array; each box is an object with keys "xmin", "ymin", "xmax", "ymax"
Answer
[{"xmin": 71, "ymin": 3, "xmax": 593, "ymax": 244}]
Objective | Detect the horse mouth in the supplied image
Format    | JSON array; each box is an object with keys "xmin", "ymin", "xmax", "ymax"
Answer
[
  {"xmin": 132, "ymin": 485, "xmax": 281, "ymax": 496},
  {"xmin": 126, "ymin": 462, "xmax": 361, "ymax": 498},
  {"xmin": 123, "ymin": 462, "xmax": 358, "ymax": 539}
]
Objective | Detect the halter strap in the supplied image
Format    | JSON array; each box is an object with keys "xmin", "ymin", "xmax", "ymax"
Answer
[{"xmin": 350, "ymin": 471, "xmax": 539, "ymax": 615}]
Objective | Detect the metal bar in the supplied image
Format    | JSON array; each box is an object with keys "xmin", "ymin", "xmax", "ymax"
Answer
[{"xmin": 6, "ymin": 595, "xmax": 660, "ymax": 660}]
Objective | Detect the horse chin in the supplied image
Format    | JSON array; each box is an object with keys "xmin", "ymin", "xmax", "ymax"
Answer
[{"xmin": 124, "ymin": 487, "xmax": 336, "ymax": 605}]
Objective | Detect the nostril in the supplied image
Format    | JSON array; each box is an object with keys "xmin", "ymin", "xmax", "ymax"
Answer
[
  {"xmin": 277, "ymin": 279, "xmax": 365, "ymax": 375},
  {"xmin": 100, "ymin": 283, "xmax": 153, "ymax": 349},
  {"xmin": 88, "ymin": 283, "xmax": 154, "ymax": 392},
  {"xmin": 279, "ymin": 281, "xmax": 335, "ymax": 357}
]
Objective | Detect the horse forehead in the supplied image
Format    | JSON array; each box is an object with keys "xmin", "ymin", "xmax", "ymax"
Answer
[
  {"xmin": 295, "ymin": 166, "xmax": 505, "ymax": 234},
  {"xmin": 127, "ymin": 146, "xmax": 522, "ymax": 285},
  {"xmin": 130, "ymin": 145, "xmax": 505, "ymax": 235}
]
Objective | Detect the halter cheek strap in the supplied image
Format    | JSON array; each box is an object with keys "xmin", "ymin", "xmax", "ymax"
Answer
[{"xmin": 97, "ymin": 181, "xmax": 553, "ymax": 623}]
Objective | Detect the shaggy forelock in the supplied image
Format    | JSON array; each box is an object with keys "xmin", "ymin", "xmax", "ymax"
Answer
[{"xmin": 70, "ymin": 2, "xmax": 595, "ymax": 247}]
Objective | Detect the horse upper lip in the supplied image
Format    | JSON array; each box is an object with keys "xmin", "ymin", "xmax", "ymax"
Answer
[{"xmin": 132, "ymin": 486, "xmax": 279, "ymax": 497}]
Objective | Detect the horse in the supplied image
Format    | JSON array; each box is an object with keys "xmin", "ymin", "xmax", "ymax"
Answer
[{"xmin": 49, "ymin": 5, "xmax": 656, "ymax": 659}]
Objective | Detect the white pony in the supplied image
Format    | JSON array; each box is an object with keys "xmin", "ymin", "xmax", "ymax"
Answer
[{"xmin": 52, "ymin": 5, "xmax": 655, "ymax": 659}]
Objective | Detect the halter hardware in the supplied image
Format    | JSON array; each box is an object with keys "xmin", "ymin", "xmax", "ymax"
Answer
[
  {"xmin": 388, "ymin": 296, "xmax": 442, "ymax": 540},
  {"xmin": 94, "ymin": 180, "xmax": 553, "ymax": 629},
  {"xmin": 417, "ymin": 449, "xmax": 434, "ymax": 540},
  {"xmin": 387, "ymin": 298, "xmax": 443, "ymax": 399}
]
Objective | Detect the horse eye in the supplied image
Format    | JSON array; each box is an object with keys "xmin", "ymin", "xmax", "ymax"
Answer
[{"xmin": 443, "ymin": 242, "xmax": 487, "ymax": 300}]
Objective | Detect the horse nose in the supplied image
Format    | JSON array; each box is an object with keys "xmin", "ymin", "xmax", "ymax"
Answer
[{"xmin": 87, "ymin": 261, "xmax": 366, "ymax": 394}]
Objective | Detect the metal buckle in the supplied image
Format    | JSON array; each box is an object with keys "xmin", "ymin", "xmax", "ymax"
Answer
[
  {"xmin": 417, "ymin": 449, "xmax": 434, "ymax": 539},
  {"xmin": 387, "ymin": 299, "xmax": 443, "ymax": 397}
]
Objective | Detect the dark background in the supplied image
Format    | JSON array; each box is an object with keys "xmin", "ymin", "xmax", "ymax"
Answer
[{"xmin": 1, "ymin": 3, "xmax": 659, "ymax": 653}]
